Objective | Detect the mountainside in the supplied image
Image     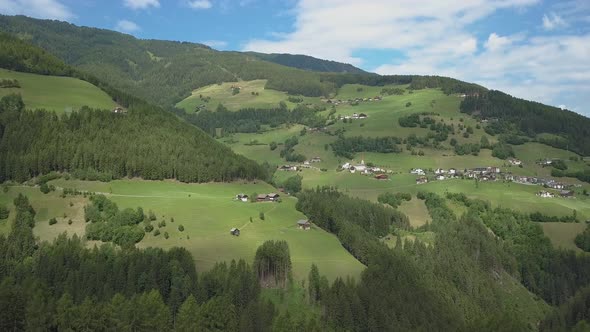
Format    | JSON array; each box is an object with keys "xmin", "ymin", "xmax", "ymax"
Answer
[
  {"xmin": 248, "ymin": 52, "xmax": 367, "ymax": 74},
  {"xmin": 0, "ymin": 32, "xmax": 267, "ymax": 183}
]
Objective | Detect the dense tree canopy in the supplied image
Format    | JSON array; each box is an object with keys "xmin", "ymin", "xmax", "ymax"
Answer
[{"xmin": 0, "ymin": 94, "xmax": 267, "ymax": 183}]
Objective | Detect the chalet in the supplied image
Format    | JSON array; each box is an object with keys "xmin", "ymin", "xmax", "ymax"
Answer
[
  {"xmin": 488, "ymin": 166, "xmax": 501, "ymax": 174},
  {"xmin": 508, "ymin": 158, "xmax": 522, "ymax": 166},
  {"xmin": 434, "ymin": 168, "xmax": 446, "ymax": 175},
  {"xmin": 358, "ymin": 113, "xmax": 368, "ymax": 119},
  {"xmin": 416, "ymin": 176, "xmax": 428, "ymax": 184},
  {"xmin": 352, "ymin": 113, "xmax": 360, "ymax": 119},
  {"xmin": 436, "ymin": 175, "xmax": 445, "ymax": 181},
  {"xmin": 473, "ymin": 167, "xmax": 488, "ymax": 174},
  {"xmin": 297, "ymin": 219, "xmax": 311, "ymax": 230},
  {"xmin": 448, "ymin": 168, "xmax": 457, "ymax": 175},
  {"xmin": 112, "ymin": 107, "xmax": 127, "ymax": 114},
  {"xmin": 311, "ymin": 157, "xmax": 322, "ymax": 163},
  {"xmin": 268, "ymin": 193, "xmax": 280, "ymax": 201},
  {"xmin": 375, "ymin": 174, "xmax": 389, "ymax": 180},
  {"xmin": 236, "ymin": 194, "xmax": 249, "ymax": 202},
  {"xmin": 230, "ymin": 228, "xmax": 240, "ymax": 236},
  {"xmin": 537, "ymin": 191, "xmax": 554, "ymax": 198},
  {"xmin": 560, "ymin": 190, "xmax": 574, "ymax": 198},
  {"xmin": 279, "ymin": 165, "xmax": 298, "ymax": 171},
  {"xmin": 538, "ymin": 159, "xmax": 553, "ymax": 167},
  {"xmin": 350, "ymin": 160, "xmax": 367, "ymax": 173},
  {"xmin": 341, "ymin": 162, "xmax": 351, "ymax": 170},
  {"xmin": 410, "ymin": 168, "xmax": 425, "ymax": 175}
]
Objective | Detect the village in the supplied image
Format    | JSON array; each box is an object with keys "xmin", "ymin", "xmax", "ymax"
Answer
[{"xmin": 323, "ymin": 96, "xmax": 382, "ymax": 106}]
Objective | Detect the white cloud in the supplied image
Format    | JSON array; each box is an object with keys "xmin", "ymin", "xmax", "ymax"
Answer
[
  {"xmin": 115, "ymin": 19, "xmax": 141, "ymax": 33},
  {"xmin": 243, "ymin": 0, "xmax": 590, "ymax": 116},
  {"xmin": 0, "ymin": 0, "xmax": 73, "ymax": 20},
  {"xmin": 201, "ymin": 40, "xmax": 228, "ymax": 48},
  {"xmin": 542, "ymin": 12, "xmax": 567, "ymax": 30},
  {"xmin": 188, "ymin": 0, "xmax": 212, "ymax": 10},
  {"xmin": 124, "ymin": 0, "xmax": 159, "ymax": 10},
  {"xmin": 485, "ymin": 33, "xmax": 512, "ymax": 51}
]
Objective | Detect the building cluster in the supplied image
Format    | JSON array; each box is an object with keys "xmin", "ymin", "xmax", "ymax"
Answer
[
  {"xmin": 341, "ymin": 160, "xmax": 390, "ymax": 176},
  {"xmin": 536, "ymin": 190, "xmax": 574, "ymax": 198},
  {"xmin": 325, "ymin": 96, "xmax": 382, "ymax": 106},
  {"xmin": 339, "ymin": 113, "xmax": 368, "ymax": 121}
]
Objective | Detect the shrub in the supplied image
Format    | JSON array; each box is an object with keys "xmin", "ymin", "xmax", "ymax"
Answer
[
  {"xmin": 154, "ymin": 229, "xmax": 160, "ymax": 236},
  {"xmin": 178, "ymin": 225, "xmax": 184, "ymax": 232},
  {"xmin": 164, "ymin": 232, "xmax": 169, "ymax": 239},
  {"xmin": 405, "ymin": 102, "xmax": 412, "ymax": 107},
  {"xmin": 158, "ymin": 220, "xmax": 166, "ymax": 228},
  {"xmin": 259, "ymin": 212, "xmax": 265, "ymax": 220},
  {"xmin": 40, "ymin": 183, "xmax": 50, "ymax": 194},
  {"xmin": 145, "ymin": 224, "xmax": 154, "ymax": 232},
  {"xmin": 49, "ymin": 218, "xmax": 57, "ymax": 225},
  {"xmin": 68, "ymin": 219, "xmax": 73, "ymax": 225},
  {"xmin": 0, "ymin": 205, "xmax": 9, "ymax": 220}
]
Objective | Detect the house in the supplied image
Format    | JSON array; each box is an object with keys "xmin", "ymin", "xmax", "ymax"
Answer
[
  {"xmin": 538, "ymin": 159, "xmax": 553, "ymax": 167},
  {"xmin": 410, "ymin": 168, "xmax": 425, "ymax": 175},
  {"xmin": 297, "ymin": 219, "xmax": 311, "ymax": 230},
  {"xmin": 560, "ymin": 190, "xmax": 574, "ymax": 198},
  {"xmin": 230, "ymin": 228, "xmax": 240, "ymax": 236},
  {"xmin": 537, "ymin": 191, "xmax": 554, "ymax": 198},
  {"xmin": 416, "ymin": 176, "xmax": 428, "ymax": 184},
  {"xmin": 341, "ymin": 162, "xmax": 351, "ymax": 170},
  {"xmin": 311, "ymin": 157, "xmax": 322, "ymax": 163},
  {"xmin": 236, "ymin": 194, "xmax": 249, "ymax": 202},
  {"xmin": 488, "ymin": 166, "xmax": 501, "ymax": 174},
  {"xmin": 268, "ymin": 193, "xmax": 280, "ymax": 201},
  {"xmin": 436, "ymin": 175, "xmax": 445, "ymax": 181},
  {"xmin": 352, "ymin": 113, "xmax": 359, "ymax": 119},
  {"xmin": 434, "ymin": 168, "xmax": 446, "ymax": 175},
  {"xmin": 448, "ymin": 168, "xmax": 457, "ymax": 175},
  {"xmin": 374, "ymin": 174, "xmax": 389, "ymax": 180},
  {"xmin": 257, "ymin": 194, "xmax": 268, "ymax": 202},
  {"xmin": 508, "ymin": 158, "xmax": 522, "ymax": 166},
  {"xmin": 112, "ymin": 107, "xmax": 127, "ymax": 114},
  {"xmin": 548, "ymin": 182, "xmax": 565, "ymax": 190},
  {"xmin": 279, "ymin": 165, "xmax": 298, "ymax": 171},
  {"xmin": 358, "ymin": 113, "xmax": 368, "ymax": 119}
]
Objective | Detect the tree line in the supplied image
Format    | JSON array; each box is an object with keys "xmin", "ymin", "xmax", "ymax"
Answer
[
  {"xmin": 460, "ymin": 90, "xmax": 590, "ymax": 156},
  {"xmin": 331, "ymin": 135, "xmax": 402, "ymax": 159}
]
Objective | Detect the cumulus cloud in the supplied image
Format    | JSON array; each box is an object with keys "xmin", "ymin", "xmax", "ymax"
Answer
[
  {"xmin": 115, "ymin": 19, "xmax": 141, "ymax": 33},
  {"xmin": 188, "ymin": 0, "xmax": 212, "ymax": 10},
  {"xmin": 542, "ymin": 12, "xmax": 567, "ymax": 30},
  {"xmin": 244, "ymin": 0, "xmax": 590, "ymax": 115},
  {"xmin": 0, "ymin": 0, "xmax": 73, "ymax": 20},
  {"xmin": 124, "ymin": 0, "xmax": 159, "ymax": 10}
]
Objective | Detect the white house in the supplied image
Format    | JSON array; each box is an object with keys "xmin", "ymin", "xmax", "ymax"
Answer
[
  {"xmin": 410, "ymin": 168, "xmax": 425, "ymax": 175},
  {"xmin": 434, "ymin": 168, "xmax": 446, "ymax": 175},
  {"xmin": 448, "ymin": 168, "xmax": 457, "ymax": 175},
  {"xmin": 341, "ymin": 162, "xmax": 351, "ymax": 170},
  {"xmin": 508, "ymin": 158, "xmax": 522, "ymax": 166},
  {"xmin": 436, "ymin": 175, "xmax": 445, "ymax": 181},
  {"xmin": 537, "ymin": 191, "xmax": 554, "ymax": 198}
]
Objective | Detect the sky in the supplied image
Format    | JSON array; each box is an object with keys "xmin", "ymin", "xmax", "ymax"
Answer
[{"xmin": 0, "ymin": 0, "xmax": 589, "ymax": 116}]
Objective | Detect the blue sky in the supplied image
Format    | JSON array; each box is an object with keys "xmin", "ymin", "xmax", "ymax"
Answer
[{"xmin": 1, "ymin": 0, "xmax": 589, "ymax": 116}]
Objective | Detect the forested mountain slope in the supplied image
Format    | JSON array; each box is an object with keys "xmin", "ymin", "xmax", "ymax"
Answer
[
  {"xmin": 0, "ymin": 33, "xmax": 267, "ymax": 183},
  {"xmin": 248, "ymin": 52, "xmax": 367, "ymax": 74}
]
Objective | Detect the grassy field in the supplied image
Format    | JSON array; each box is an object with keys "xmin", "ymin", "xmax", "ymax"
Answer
[
  {"xmin": 0, "ymin": 68, "xmax": 116, "ymax": 113},
  {"xmin": 398, "ymin": 198, "xmax": 431, "ymax": 227},
  {"xmin": 541, "ymin": 222, "xmax": 586, "ymax": 252},
  {"xmin": 176, "ymin": 80, "xmax": 321, "ymax": 112},
  {"xmin": 0, "ymin": 180, "xmax": 364, "ymax": 281}
]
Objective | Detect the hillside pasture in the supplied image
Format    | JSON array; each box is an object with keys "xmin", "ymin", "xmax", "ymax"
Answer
[
  {"xmin": 24, "ymin": 179, "xmax": 364, "ymax": 281},
  {"xmin": 0, "ymin": 68, "xmax": 116, "ymax": 113},
  {"xmin": 541, "ymin": 222, "xmax": 586, "ymax": 252},
  {"xmin": 176, "ymin": 79, "xmax": 321, "ymax": 112}
]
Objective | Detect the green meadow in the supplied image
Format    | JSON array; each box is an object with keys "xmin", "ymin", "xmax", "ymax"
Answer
[
  {"xmin": 0, "ymin": 68, "xmax": 116, "ymax": 113},
  {"xmin": 176, "ymin": 79, "xmax": 321, "ymax": 112},
  {"xmin": 541, "ymin": 222, "xmax": 586, "ymax": 252},
  {"xmin": 0, "ymin": 180, "xmax": 364, "ymax": 281}
]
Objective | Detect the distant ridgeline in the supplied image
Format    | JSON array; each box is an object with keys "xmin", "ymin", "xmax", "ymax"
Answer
[
  {"xmin": 460, "ymin": 90, "xmax": 590, "ymax": 156},
  {"xmin": 0, "ymin": 34, "xmax": 267, "ymax": 183},
  {"xmin": 0, "ymin": 15, "xmax": 486, "ymax": 108}
]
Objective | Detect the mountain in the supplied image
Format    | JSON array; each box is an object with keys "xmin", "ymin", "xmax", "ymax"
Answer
[
  {"xmin": 0, "ymin": 32, "xmax": 267, "ymax": 183},
  {"xmin": 247, "ymin": 52, "xmax": 367, "ymax": 74}
]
